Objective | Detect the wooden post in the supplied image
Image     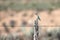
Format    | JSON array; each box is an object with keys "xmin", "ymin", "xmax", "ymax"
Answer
[{"xmin": 34, "ymin": 9, "xmax": 40, "ymax": 40}]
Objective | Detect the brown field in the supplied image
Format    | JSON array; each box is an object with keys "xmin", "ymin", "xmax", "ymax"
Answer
[
  {"xmin": 1, "ymin": 9, "xmax": 60, "ymax": 27},
  {"xmin": 0, "ymin": 8, "xmax": 60, "ymax": 40},
  {"xmin": 38, "ymin": 9, "xmax": 60, "ymax": 27},
  {"xmin": 0, "ymin": 9, "xmax": 34, "ymax": 40},
  {"xmin": 0, "ymin": 9, "xmax": 37, "ymax": 27}
]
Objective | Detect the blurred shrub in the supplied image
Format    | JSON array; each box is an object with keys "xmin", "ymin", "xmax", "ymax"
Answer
[
  {"xmin": 0, "ymin": 0, "xmax": 60, "ymax": 11},
  {"xmin": 0, "ymin": 5, "xmax": 8, "ymax": 11}
]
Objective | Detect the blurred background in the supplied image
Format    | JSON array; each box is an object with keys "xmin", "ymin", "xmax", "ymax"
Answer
[
  {"xmin": 0, "ymin": 0, "xmax": 60, "ymax": 10},
  {"xmin": 0, "ymin": 0, "xmax": 60, "ymax": 40}
]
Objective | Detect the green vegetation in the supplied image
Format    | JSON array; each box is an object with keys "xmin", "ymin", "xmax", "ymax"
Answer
[{"xmin": 0, "ymin": 0, "xmax": 60, "ymax": 11}]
